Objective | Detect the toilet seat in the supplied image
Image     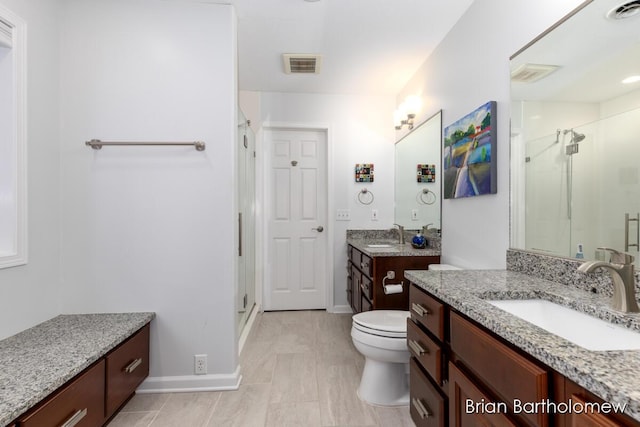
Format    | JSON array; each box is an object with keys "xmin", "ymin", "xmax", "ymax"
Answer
[{"xmin": 352, "ymin": 310, "xmax": 409, "ymax": 338}]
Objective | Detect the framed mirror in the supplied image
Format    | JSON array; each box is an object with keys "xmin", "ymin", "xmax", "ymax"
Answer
[
  {"xmin": 394, "ymin": 110, "xmax": 442, "ymax": 232},
  {"xmin": 510, "ymin": 0, "xmax": 640, "ymax": 264}
]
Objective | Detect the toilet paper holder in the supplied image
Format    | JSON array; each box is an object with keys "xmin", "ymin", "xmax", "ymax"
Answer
[{"xmin": 382, "ymin": 271, "xmax": 404, "ymax": 295}]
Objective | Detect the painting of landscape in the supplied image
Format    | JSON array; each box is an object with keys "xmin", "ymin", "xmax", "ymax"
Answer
[{"xmin": 443, "ymin": 101, "xmax": 497, "ymax": 199}]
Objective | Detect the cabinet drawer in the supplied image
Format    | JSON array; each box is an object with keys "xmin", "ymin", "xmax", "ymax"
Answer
[
  {"xmin": 361, "ymin": 275, "xmax": 373, "ymax": 300},
  {"xmin": 360, "ymin": 253, "xmax": 373, "ymax": 277},
  {"xmin": 409, "ymin": 285, "xmax": 445, "ymax": 341},
  {"xmin": 410, "ymin": 358, "xmax": 445, "ymax": 427},
  {"xmin": 407, "ymin": 319, "xmax": 442, "ymax": 385},
  {"xmin": 450, "ymin": 312, "xmax": 549, "ymax": 427},
  {"xmin": 105, "ymin": 324, "xmax": 150, "ymax": 417},
  {"xmin": 350, "ymin": 246, "xmax": 361, "ymax": 268},
  {"xmin": 449, "ymin": 362, "xmax": 517, "ymax": 427},
  {"xmin": 19, "ymin": 359, "xmax": 105, "ymax": 427}
]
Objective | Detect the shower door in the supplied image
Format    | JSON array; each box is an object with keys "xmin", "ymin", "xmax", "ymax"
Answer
[
  {"xmin": 523, "ymin": 106, "xmax": 640, "ymax": 265},
  {"xmin": 237, "ymin": 109, "xmax": 256, "ymax": 334}
]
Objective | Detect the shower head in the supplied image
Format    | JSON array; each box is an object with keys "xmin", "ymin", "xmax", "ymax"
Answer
[
  {"xmin": 572, "ymin": 131, "xmax": 585, "ymax": 143},
  {"xmin": 563, "ymin": 129, "xmax": 585, "ymax": 143}
]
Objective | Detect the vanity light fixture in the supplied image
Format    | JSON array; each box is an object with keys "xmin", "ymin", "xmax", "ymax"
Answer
[
  {"xmin": 622, "ymin": 75, "xmax": 640, "ymax": 84},
  {"xmin": 394, "ymin": 95, "xmax": 422, "ymax": 130}
]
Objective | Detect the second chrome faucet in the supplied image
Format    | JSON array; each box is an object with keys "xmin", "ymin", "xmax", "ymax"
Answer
[{"xmin": 578, "ymin": 247, "xmax": 639, "ymax": 313}]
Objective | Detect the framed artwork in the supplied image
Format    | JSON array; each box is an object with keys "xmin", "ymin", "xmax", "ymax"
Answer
[
  {"xmin": 355, "ymin": 163, "xmax": 374, "ymax": 182},
  {"xmin": 417, "ymin": 164, "xmax": 436, "ymax": 183},
  {"xmin": 443, "ymin": 101, "xmax": 497, "ymax": 199}
]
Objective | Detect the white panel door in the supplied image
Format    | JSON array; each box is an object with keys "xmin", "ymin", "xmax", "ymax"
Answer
[{"xmin": 265, "ymin": 129, "xmax": 327, "ymax": 310}]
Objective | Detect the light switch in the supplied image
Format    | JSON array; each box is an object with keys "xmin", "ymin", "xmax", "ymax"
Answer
[
  {"xmin": 336, "ymin": 209, "xmax": 351, "ymax": 221},
  {"xmin": 371, "ymin": 209, "xmax": 379, "ymax": 221},
  {"xmin": 411, "ymin": 209, "xmax": 419, "ymax": 220}
]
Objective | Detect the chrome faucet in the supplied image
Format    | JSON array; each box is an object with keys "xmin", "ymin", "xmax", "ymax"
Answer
[
  {"xmin": 422, "ymin": 223, "xmax": 434, "ymax": 235},
  {"xmin": 393, "ymin": 223, "xmax": 405, "ymax": 244},
  {"xmin": 578, "ymin": 247, "xmax": 639, "ymax": 313}
]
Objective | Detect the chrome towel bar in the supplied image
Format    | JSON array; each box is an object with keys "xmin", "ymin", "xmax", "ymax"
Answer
[{"xmin": 85, "ymin": 139, "xmax": 206, "ymax": 151}]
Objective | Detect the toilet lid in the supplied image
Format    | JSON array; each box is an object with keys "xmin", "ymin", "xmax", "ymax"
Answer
[{"xmin": 352, "ymin": 310, "xmax": 410, "ymax": 334}]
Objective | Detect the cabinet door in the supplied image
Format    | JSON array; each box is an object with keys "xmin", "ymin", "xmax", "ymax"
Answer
[
  {"xmin": 450, "ymin": 312, "xmax": 549, "ymax": 427},
  {"xmin": 105, "ymin": 324, "xmax": 150, "ymax": 417},
  {"xmin": 565, "ymin": 394, "xmax": 624, "ymax": 427},
  {"xmin": 19, "ymin": 360, "xmax": 105, "ymax": 427},
  {"xmin": 449, "ymin": 362, "xmax": 517, "ymax": 427}
]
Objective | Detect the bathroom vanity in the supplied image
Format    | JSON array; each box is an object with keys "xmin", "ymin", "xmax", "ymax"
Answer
[
  {"xmin": 406, "ymin": 270, "xmax": 640, "ymax": 427},
  {"xmin": 347, "ymin": 239, "xmax": 439, "ymax": 313},
  {"xmin": 0, "ymin": 313, "xmax": 154, "ymax": 427}
]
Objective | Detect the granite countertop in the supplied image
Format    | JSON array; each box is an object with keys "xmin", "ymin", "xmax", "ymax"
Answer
[
  {"xmin": 0, "ymin": 312, "xmax": 155, "ymax": 426},
  {"xmin": 347, "ymin": 238, "xmax": 441, "ymax": 258},
  {"xmin": 405, "ymin": 269, "xmax": 640, "ymax": 421}
]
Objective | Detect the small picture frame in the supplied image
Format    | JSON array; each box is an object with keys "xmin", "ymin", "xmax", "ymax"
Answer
[
  {"xmin": 355, "ymin": 163, "xmax": 374, "ymax": 182},
  {"xmin": 417, "ymin": 164, "xmax": 436, "ymax": 183}
]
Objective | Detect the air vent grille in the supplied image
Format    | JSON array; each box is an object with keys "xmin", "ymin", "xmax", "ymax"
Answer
[
  {"xmin": 607, "ymin": 1, "xmax": 640, "ymax": 19},
  {"xmin": 511, "ymin": 63, "xmax": 560, "ymax": 83},
  {"xmin": 283, "ymin": 54, "xmax": 322, "ymax": 74}
]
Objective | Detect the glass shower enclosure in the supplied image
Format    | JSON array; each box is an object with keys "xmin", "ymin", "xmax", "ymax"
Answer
[
  {"xmin": 237, "ymin": 108, "xmax": 256, "ymax": 334},
  {"xmin": 521, "ymin": 106, "xmax": 640, "ymax": 265}
]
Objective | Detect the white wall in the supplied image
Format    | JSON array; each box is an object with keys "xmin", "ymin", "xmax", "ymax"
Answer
[
  {"xmin": 0, "ymin": 0, "xmax": 61, "ymax": 339},
  {"xmin": 396, "ymin": 0, "xmax": 586, "ymax": 269},
  {"xmin": 253, "ymin": 92, "xmax": 396, "ymax": 310},
  {"xmin": 58, "ymin": 0, "xmax": 239, "ymax": 390}
]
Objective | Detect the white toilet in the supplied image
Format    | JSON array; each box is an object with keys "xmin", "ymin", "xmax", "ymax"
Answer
[{"xmin": 351, "ymin": 310, "xmax": 410, "ymax": 406}]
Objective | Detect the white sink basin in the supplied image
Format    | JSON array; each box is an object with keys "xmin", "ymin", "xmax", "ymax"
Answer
[
  {"xmin": 367, "ymin": 244, "xmax": 393, "ymax": 248},
  {"xmin": 487, "ymin": 299, "xmax": 640, "ymax": 351}
]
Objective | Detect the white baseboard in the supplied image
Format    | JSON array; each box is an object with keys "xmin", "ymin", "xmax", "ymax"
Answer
[
  {"xmin": 330, "ymin": 304, "xmax": 354, "ymax": 314},
  {"xmin": 137, "ymin": 367, "xmax": 241, "ymax": 393},
  {"xmin": 239, "ymin": 304, "xmax": 260, "ymax": 354}
]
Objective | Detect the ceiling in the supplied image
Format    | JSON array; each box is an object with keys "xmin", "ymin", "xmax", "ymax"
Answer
[
  {"xmin": 229, "ymin": 0, "xmax": 475, "ymax": 96},
  {"xmin": 510, "ymin": 0, "xmax": 640, "ymax": 103}
]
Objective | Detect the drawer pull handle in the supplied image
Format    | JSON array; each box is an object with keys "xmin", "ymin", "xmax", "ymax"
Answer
[
  {"xmin": 412, "ymin": 398, "xmax": 431, "ymax": 419},
  {"xmin": 125, "ymin": 358, "xmax": 143, "ymax": 373},
  {"xmin": 61, "ymin": 408, "xmax": 87, "ymax": 427},
  {"xmin": 408, "ymin": 339, "xmax": 428, "ymax": 356},
  {"xmin": 411, "ymin": 303, "xmax": 430, "ymax": 317}
]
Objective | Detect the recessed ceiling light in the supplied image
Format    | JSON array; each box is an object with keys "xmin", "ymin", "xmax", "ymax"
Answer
[{"xmin": 622, "ymin": 75, "xmax": 640, "ymax": 84}]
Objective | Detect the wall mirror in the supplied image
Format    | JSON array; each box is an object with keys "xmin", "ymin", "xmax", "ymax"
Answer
[
  {"xmin": 510, "ymin": 0, "xmax": 640, "ymax": 264},
  {"xmin": 394, "ymin": 110, "xmax": 442, "ymax": 232}
]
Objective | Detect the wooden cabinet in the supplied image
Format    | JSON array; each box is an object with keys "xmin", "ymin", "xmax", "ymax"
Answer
[
  {"xmin": 106, "ymin": 323, "xmax": 150, "ymax": 418},
  {"xmin": 407, "ymin": 284, "xmax": 448, "ymax": 426},
  {"xmin": 408, "ymin": 283, "xmax": 640, "ymax": 427},
  {"xmin": 347, "ymin": 244, "xmax": 439, "ymax": 312},
  {"xmin": 15, "ymin": 323, "xmax": 150, "ymax": 427},
  {"xmin": 18, "ymin": 360, "xmax": 105, "ymax": 427}
]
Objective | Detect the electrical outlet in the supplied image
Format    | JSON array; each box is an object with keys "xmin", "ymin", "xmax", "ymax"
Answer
[
  {"xmin": 194, "ymin": 354, "xmax": 207, "ymax": 375},
  {"xmin": 336, "ymin": 209, "xmax": 351, "ymax": 221},
  {"xmin": 371, "ymin": 209, "xmax": 378, "ymax": 221},
  {"xmin": 411, "ymin": 209, "xmax": 419, "ymax": 220}
]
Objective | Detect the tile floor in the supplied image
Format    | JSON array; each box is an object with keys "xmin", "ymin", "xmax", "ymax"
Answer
[{"xmin": 107, "ymin": 310, "xmax": 415, "ymax": 426}]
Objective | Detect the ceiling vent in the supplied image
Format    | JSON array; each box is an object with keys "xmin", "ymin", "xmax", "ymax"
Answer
[
  {"xmin": 283, "ymin": 54, "xmax": 322, "ymax": 74},
  {"xmin": 607, "ymin": 0, "xmax": 640, "ymax": 19},
  {"xmin": 510, "ymin": 63, "xmax": 560, "ymax": 83}
]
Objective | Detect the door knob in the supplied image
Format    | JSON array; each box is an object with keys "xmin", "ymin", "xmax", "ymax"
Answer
[{"xmin": 312, "ymin": 226, "xmax": 324, "ymax": 232}]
